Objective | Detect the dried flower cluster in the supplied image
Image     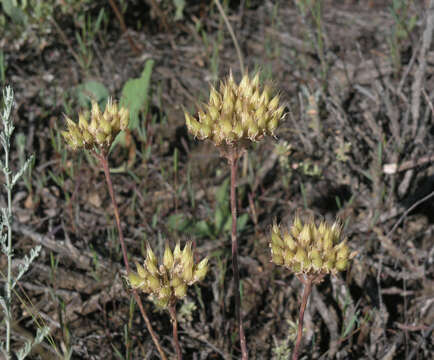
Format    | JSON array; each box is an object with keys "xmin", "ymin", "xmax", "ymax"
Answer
[
  {"xmin": 128, "ymin": 242, "xmax": 208, "ymax": 308},
  {"xmin": 184, "ymin": 71, "xmax": 284, "ymax": 146},
  {"xmin": 62, "ymin": 99, "xmax": 129, "ymax": 151},
  {"xmin": 270, "ymin": 217, "xmax": 354, "ymax": 275}
]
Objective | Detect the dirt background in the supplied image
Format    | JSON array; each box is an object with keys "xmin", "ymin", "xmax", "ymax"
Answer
[{"xmin": 1, "ymin": 0, "xmax": 433, "ymax": 359}]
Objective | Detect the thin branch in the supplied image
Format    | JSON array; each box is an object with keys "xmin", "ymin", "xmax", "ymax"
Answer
[
  {"xmin": 108, "ymin": 0, "xmax": 142, "ymax": 55},
  {"xmin": 214, "ymin": 0, "xmax": 245, "ymax": 75}
]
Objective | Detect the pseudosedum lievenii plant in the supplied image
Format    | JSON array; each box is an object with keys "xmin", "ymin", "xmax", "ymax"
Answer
[
  {"xmin": 270, "ymin": 216, "xmax": 355, "ymax": 360},
  {"xmin": 270, "ymin": 216, "xmax": 353, "ymax": 275},
  {"xmin": 61, "ymin": 100, "xmax": 168, "ymax": 359},
  {"xmin": 184, "ymin": 70, "xmax": 284, "ymax": 360},
  {"xmin": 62, "ymin": 99, "xmax": 129, "ymax": 151},
  {"xmin": 184, "ymin": 71, "xmax": 284, "ymax": 148},
  {"xmin": 129, "ymin": 242, "xmax": 209, "ymax": 309}
]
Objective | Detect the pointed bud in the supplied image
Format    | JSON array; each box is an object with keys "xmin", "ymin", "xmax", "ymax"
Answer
[
  {"xmin": 335, "ymin": 259, "xmax": 348, "ymax": 271},
  {"xmin": 170, "ymin": 276, "xmax": 182, "ymax": 288},
  {"xmin": 208, "ymin": 105, "xmax": 219, "ymax": 121},
  {"xmin": 251, "ymin": 72, "xmax": 260, "ymax": 89},
  {"xmin": 78, "ymin": 113, "xmax": 89, "ymax": 130},
  {"xmin": 292, "ymin": 216, "xmax": 303, "ymax": 237},
  {"xmin": 163, "ymin": 243, "xmax": 174, "ymax": 270},
  {"xmin": 173, "ymin": 242, "xmax": 182, "ymax": 260},
  {"xmin": 194, "ymin": 257, "xmax": 208, "ymax": 282},
  {"xmin": 136, "ymin": 262, "xmax": 147, "ymax": 278},
  {"xmin": 299, "ymin": 225, "xmax": 312, "ymax": 247},
  {"xmin": 128, "ymin": 272, "xmax": 145, "ymax": 288},
  {"xmin": 283, "ymin": 231, "xmax": 297, "ymax": 251},
  {"xmin": 272, "ymin": 252, "xmax": 284, "ymax": 265},
  {"xmin": 147, "ymin": 275, "xmax": 160, "ymax": 292},
  {"xmin": 181, "ymin": 264, "xmax": 194, "ymax": 283},
  {"xmin": 158, "ymin": 285, "xmax": 171, "ymax": 300},
  {"xmin": 271, "ymin": 230, "xmax": 284, "ymax": 248},
  {"xmin": 119, "ymin": 107, "xmax": 129, "ymax": 130},
  {"xmin": 209, "ymin": 86, "xmax": 220, "ymax": 107},
  {"xmin": 181, "ymin": 242, "xmax": 193, "ymax": 266},
  {"xmin": 268, "ymin": 95, "xmax": 280, "ymax": 112},
  {"xmin": 174, "ymin": 283, "xmax": 187, "ymax": 298},
  {"xmin": 294, "ymin": 247, "xmax": 307, "ymax": 264}
]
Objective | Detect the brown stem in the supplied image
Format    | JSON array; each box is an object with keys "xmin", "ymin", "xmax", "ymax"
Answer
[
  {"xmin": 169, "ymin": 303, "xmax": 182, "ymax": 360},
  {"xmin": 108, "ymin": 0, "xmax": 142, "ymax": 55},
  {"xmin": 292, "ymin": 276, "xmax": 313, "ymax": 360},
  {"xmin": 96, "ymin": 151, "xmax": 167, "ymax": 360},
  {"xmin": 228, "ymin": 148, "xmax": 248, "ymax": 360}
]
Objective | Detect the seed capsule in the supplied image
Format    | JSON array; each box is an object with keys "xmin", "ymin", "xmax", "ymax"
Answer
[{"xmin": 270, "ymin": 216, "xmax": 353, "ymax": 276}]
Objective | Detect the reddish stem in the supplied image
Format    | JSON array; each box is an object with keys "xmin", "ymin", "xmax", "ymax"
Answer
[
  {"xmin": 292, "ymin": 276, "xmax": 313, "ymax": 360},
  {"xmin": 228, "ymin": 148, "xmax": 248, "ymax": 360},
  {"xmin": 97, "ymin": 152, "xmax": 167, "ymax": 360},
  {"xmin": 169, "ymin": 303, "xmax": 182, "ymax": 360}
]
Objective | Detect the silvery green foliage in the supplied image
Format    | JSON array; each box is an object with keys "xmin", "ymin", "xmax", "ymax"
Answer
[
  {"xmin": 15, "ymin": 327, "xmax": 50, "ymax": 360},
  {"xmin": 0, "ymin": 86, "xmax": 48, "ymax": 359}
]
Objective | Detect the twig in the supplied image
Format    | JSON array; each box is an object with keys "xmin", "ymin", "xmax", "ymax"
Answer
[
  {"xmin": 386, "ymin": 190, "xmax": 434, "ymax": 239},
  {"xmin": 382, "ymin": 154, "xmax": 434, "ymax": 174},
  {"xmin": 108, "ymin": 0, "xmax": 141, "ymax": 55},
  {"xmin": 214, "ymin": 0, "xmax": 245, "ymax": 75}
]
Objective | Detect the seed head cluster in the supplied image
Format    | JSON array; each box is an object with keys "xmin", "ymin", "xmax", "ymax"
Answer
[
  {"xmin": 270, "ymin": 217, "xmax": 353, "ymax": 275},
  {"xmin": 185, "ymin": 71, "xmax": 284, "ymax": 146},
  {"xmin": 62, "ymin": 99, "xmax": 129, "ymax": 151},
  {"xmin": 128, "ymin": 242, "xmax": 208, "ymax": 309}
]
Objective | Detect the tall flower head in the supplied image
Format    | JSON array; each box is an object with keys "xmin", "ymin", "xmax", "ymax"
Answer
[
  {"xmin": 62, "ymin": 98, "xmax": 129, "ymax": 151},
  {"xmin": 128, "ymin": 241, "xmax": 208, "ymax": 309},
  {"xmin": 185, "ymin": 71, "xmax": 284, "ymax": 147},
  {"xmin": 270, "ymin": 216, "xmax": 355, "ymax": 276}
]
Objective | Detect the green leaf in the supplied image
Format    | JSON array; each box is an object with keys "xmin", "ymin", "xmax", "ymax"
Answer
[
  {"xmin": 214, "ymin": 206, "xmax": 227, "ymax": 233},
  {"xmin": 75, "ymin": 81, "xmax": 109, "ymax": 108},
  {"xmin": 167, "ymin": 213, "xmax": 192, "ymax": 232},
  {"xmin": 223, "ymin": 213, "xmax": 249, "ymax": 234},
  {"xmin": 237, "ymin": 213, "xmax": 249, "ymax": 232},
  {"xmin": 173, "ymin": 0, "xmax": 186, "ymax": 21},
  {"xmin": 216, "ymin": 178, "xmax": 229, "ymax": 205},
  {"xmin": 120, "ymin": 59, "xmax": 154, "ymax": 131},
  {"xmin": 1, "ymin": 0, "xmax": 27, "ymax": 25},
  {"xmin": 193, "ymin": 220, "xmax": 214, "ymax": 237}
]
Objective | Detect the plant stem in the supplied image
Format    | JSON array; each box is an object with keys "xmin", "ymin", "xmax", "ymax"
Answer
[
  {"xmin": 5, "ymin": 142, "xmax": 12, "ymax": 360},
  {"xmin": 214, "ymin": 0, "xmax": 244, "ymax": 75},
  {"xmin": 97, "ymin": 152, "xmax": 167, "ymax": 360},
  {"xmin": 292, "ymin": 275, "xmax": 313, "ymax": 360},
  {"xmin": 228, "ymin": 148, "xmax": 248, "ymax": 360},
  {"xmin": 169, "ymin": 303, "xmax": 182, "ymax": 360}
]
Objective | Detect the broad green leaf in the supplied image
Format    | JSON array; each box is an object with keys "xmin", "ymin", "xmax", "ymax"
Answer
[
  {"xmin": 167, "ymin": 213, "xmax": 191, "ymax": 232},
  {"xmin": 75, "ymin": 81, "xmax": 109, "ymax": 108},
  {"xmin": 193, "ymin": 220, "xmax": 214, "ymax": 237},
  {"xmin": 216, "ymin": 178, "xmax": 229, "ymax": 205},
  {"xmin": 120, "ymin": 59, "xmax": 154, "ymax": 131}
]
